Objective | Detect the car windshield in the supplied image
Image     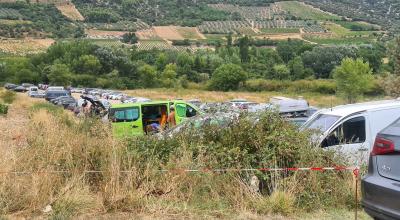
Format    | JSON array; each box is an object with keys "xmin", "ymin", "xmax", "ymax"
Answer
[{"xmin": 304, "ymin": 114, "xmax": 340, "ymax": 132}]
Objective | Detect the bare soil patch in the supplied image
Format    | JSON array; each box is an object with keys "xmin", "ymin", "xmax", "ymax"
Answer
[
  {"xmin": 153, "ymin": 26, "xmax": 184, "ymax": 41},
  {"xmin": 55, "ymin": 2, "xmax": 85, "ymax": 21}
]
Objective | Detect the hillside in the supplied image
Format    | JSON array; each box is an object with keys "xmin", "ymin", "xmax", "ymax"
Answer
[{"xmin": 0, "ymin": 0, "xmax": 394, "ymax": 55}]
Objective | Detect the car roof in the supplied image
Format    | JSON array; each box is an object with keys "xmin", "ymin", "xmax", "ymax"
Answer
[
  {"xmin": 318, "ymin": 99, "xmax": 400, "ymax": 117},
  {"xmin": 112, "ymin": 100, "xmax": 199, "ymax": 109}
]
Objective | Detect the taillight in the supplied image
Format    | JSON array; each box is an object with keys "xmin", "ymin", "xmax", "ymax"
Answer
[{"xmin": 371, "ymin": 136, "xmax": 395, "ymax": 156}]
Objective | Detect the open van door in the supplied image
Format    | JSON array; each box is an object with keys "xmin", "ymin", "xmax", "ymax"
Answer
[
  {"xmin": 174, "ymin": 101, "xmax": 198, "ymax": 125},
  {"xmin": 109, "ymin": 106, "xmax": 143, "ymax": 137},
  {"xmin": 321, "ymin": 114, "xmax": 370, "ymax": 165}
]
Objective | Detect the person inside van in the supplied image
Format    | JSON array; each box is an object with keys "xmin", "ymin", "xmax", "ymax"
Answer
[
  {"xmin": 167, "ymin": 105, "xmax": 176, "ymax": 127},
  {"xmin": 160, "ymin": 106, "xmax": 168, "ymax": 130}
]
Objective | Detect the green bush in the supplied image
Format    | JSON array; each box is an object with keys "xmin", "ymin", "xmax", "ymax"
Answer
[{"xmin": 0, "ymin": 103, "xmax": 8, "ymax": 115}]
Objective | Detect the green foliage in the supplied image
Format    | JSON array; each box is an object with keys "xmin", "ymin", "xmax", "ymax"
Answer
[
  {"xmin": 47, "ymin": 64, "xmax": 72, "ymax": 86},
  {"xmin": 0, "ymin": 2, "xmax": 82, "ymax": 38},
  {"xmin": 244, "ymin": 79, "xmax": 336, "ymax": 94},
  {"xmin": 75, "ymin": 0, "xmax": 231, "ymax": 26},
  {"xmin": 0, "ymin": 103, "xmax": 8, "ymax": 115},
  {"xmin": 138, "ymin": 64, "xmax": 158, "ymax": 88},
  {"xmin": 333, "ymin": 58, "xmax": 373, "ymax": 103},
  {"xmin": 288, "ymin": 56, "xmax": 307, "ymax": 80},
  {"xmin": 209, "ymin": 64, "xmax": 247, "ymax": 91},
  {"xmin": 121, "ymin": 32, "xmax": 138, "ymax": 44},
  {"xmin": 302, "ymin": 46, "xmax": 357, "ymax": 78}
]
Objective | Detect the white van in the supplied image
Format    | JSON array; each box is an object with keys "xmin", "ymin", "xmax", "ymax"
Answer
[
  {"xmin": 47, "ymin": 86, "xmax": 65, "ymax": 91},
  {"xmin": 301, "ymin": 100, "xmax": 400, "ymax": 165}
]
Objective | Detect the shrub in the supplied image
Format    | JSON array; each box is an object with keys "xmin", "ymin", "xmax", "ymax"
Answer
[
  {"xmin": 209, "ymin": 64, "xmax": 248, "ymax": 91},
  {"xmin": 244, "ymin": 79, "xmax": 336, "ymax": 94},
  {"xmin": 0, "ymin": 106, "xmax": 356, "ymax": 217},
  {"xmin": 0, "ymin": 90, "xmax": 16, "ymax": 104},
  {"xmin": 0, "ymin": 103, "xmax": 8, "ymax": 115}
]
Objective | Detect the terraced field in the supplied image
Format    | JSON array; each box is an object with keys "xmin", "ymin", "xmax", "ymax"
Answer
[
  {"xmin": 0, "ymin": 38, "xmax": 54, "ymax": 55},
  {"xmin": 277, "ymin": 1, "xmax": 341, "ymax": 21},
  {"xmin": 0, "ymin": 8, "xmax": 22, "ymax": 19},
  {"xmin": 208, "ymin": 3, "xmax": 284, "ymax": 20},
  {"xmin": 55, "ymin": 2, "xmax": 84, "ymax": 21}
]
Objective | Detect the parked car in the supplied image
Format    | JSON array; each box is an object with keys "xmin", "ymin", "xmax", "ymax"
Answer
[
  {"xmin": 28, "ymin": 86, "xmax": 45, "ymax": 98},
  {"xmin": 4, "ymin": 83, "xmax": 17, "ymax": 90},
  {"xmin": 362, "ymin": 117, "xmax": 400, "ymax": 220},
  {"xmin": 47, "ymin": 86, "xmax": 65, "ymax": 91},
  {"xmin": 45, "ymin": 90, "xmax": 70, "ymax": 101},
  {"xmin": 301, "ymin": 100, "xmax": 400, "ymax": 165},
  {"xmin": 229, "ymin": 99, "xmax": 252, "ymax": 107},
  {"xmin": 71, "ymin": 88, "xmax": 84, "ymax": 93},
  {"xmin": 21, "ymin": 83, "xmax": 34, "ymax": 88},
  {"xmin": 58, "ymin": 97, "xmax": 77, "ymax": 109},
  {"xmin": 13, "ymin": 86, "xmax": 27, "ymax": 92}
]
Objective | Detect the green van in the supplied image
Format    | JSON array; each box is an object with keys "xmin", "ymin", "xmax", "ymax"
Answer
[{"xmin": 108, "ymin": 100, "xmax": 200, "ymax": 137}]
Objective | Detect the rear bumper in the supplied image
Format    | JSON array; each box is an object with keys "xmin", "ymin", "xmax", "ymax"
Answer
[{"xmin": 362, "ymin": 175, "xmax": 400, "ymax": 220}]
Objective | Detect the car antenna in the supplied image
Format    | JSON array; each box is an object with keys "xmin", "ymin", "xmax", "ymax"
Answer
[{"xmin": 330, "ymin": 96, "xmax": 333, "ymax": 111}]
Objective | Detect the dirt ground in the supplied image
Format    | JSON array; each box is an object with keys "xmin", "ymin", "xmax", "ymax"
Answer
[
  {"xmin": 85, "ymin": 29, "xmax": 128, "ymax": 38},
  {"xmin": 153, "ymin": 26, "xmax": 184, "ymax": 40}
]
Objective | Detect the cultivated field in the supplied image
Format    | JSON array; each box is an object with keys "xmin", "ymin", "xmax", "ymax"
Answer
[
  {"xmin": 153, "ymin": 26, "xmax": 184, "ymax": 40},
  {"xmin": 175, "ymin": 26, "xmax": 206, "ymax": 40},
  {"xmin": 85, "ymin": 29, "xmax": 127, "ymax": 39},
  {"xmin": 0, "ymin": 38, "xmax": 54, "ymax": 55},
  {"xmin": 55, "ymin": 2, "xmax": 85, "ymax": 21},
  {"xmin": 136, "ymin": 29, "xmax": 162, "ymax": 40},
  {"xmin": 277, "ymin": 1, "xmax": 341, "ymax": 20}
]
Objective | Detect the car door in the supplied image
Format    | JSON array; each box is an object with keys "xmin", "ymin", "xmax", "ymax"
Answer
[
  {"xmin": 321, "ymin": 115, "xmax": 370, "ymax": 165},
  {"xmin": 110, "ymin": 106, "xmax": 143, "ymax": 137},
  {"xmin": 174, "ymin": 101, "xmax": 198, "ymax": 125}
]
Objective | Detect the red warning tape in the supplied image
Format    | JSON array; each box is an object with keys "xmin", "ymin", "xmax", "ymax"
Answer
[{"xmin": 0, "ymin": 166, "xmax": 360, "ymax": 176}]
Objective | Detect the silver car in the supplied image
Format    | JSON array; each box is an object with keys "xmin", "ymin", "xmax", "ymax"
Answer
[{"xmin": 362, "ymin": 117, "xmax": 400, "ymax": 220}]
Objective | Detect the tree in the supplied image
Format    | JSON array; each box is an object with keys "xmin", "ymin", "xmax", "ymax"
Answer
[
  {"xmin": 389, "ymin": 37, "xmax": 400, "ymax": 75},
  {"xmin": 121, "ymin": 32, "xmax": 138, "ymax": 44},
  {"xmin": 47, "ymin": 64, "xmax": 72, "ymax": 86},
  {"xmin": 209, "ymin": 64, "xmax": 247, "ymax": 91},
  {"xmin": 333, "ymin": 58, "xmax": 373, "ymax": 103},
  {"xmin": 73, "ymin": 55, "xmax": 102, "ymax": 75},
  {"xmin": 357, "ymin": 44, "xmax": 385, "ymax": 73},
  {"xmin": 288, "ymin": 56, "xmax": 306, "ymax": 80},
  {"xmin": 238, "ymin": 36, "xmax": 250, "ymax": 63},
  {"xmin": 161, "ymin": 63, "xmax": 178, "ymax": 88},
  {"xmin": 272, "ymin": 64, "xmax": 290, "ymax": 80},
  {"xmin": 302, "ymin": 46, "xmax": 357, "ymax": 78},
  {"xmin": 138, "ymin": 64, "xmax": 157, "ymax": 88}
]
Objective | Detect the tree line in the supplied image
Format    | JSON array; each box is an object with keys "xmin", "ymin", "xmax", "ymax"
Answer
[{"xmin": 0, "ymin": 37, "xmax": 392, "ymax": 95}]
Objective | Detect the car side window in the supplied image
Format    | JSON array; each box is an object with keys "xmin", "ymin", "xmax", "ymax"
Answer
[
  {"xmin": 321, "ymin": 116, "xmax": 366, "ymax": 148},
  {"xmin": 186, "ymin": 105, "xmax": 197, "ymax": 118},
  {"xmin": 112, "ymin": 108, "xmax": 139, "ymax": 122},
  {"xmin": 176, "ymin": 104, "xmax": 187, "ymax": 118}
]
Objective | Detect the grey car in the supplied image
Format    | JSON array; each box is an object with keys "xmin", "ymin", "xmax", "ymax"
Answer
[{"xmin": 362, "ymin": 117, "xmax": 400, "ymax": 220}]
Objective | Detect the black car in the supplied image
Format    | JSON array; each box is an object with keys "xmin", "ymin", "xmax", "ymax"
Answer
[
  {"xmin": 362, "ymin": 117, "xmax": 400, "ymax": 220},
  {"xmin": 13, "ymin": 86, "xmax": 27, "ymax": 92},
  {"xmin": 4, "ymin": 83, "xmax": 17, "ymax": 90},
  {"xmin": 45, "ymin": 90, "xmax": 70, "ymax": 101}
]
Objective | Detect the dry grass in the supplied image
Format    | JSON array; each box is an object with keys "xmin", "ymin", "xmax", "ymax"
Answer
[
  {"xmin": 0, "ymin": 93, "xmax": 372, "ymax": 219},
  {"xmin": 125, "ymin": 88, "xmax": 347, "ymax": 107},
  {"xmin": 0, "ymin": 38, "xmax": 54, "ymax": 55}
]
